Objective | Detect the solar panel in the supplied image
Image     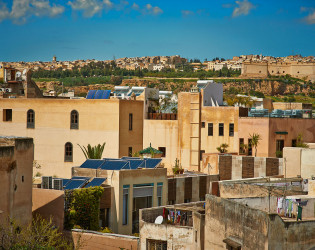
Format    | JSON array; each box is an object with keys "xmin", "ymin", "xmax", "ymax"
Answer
[
  {"xmin": 64, "ymin": 180, "xmax": 87, "ymax": 190},
  {"xmin": 62, "ymin": 179, "xmax": 71, "ymax": 187},
  {"xmin": 94, "ymin": 90, "xmax": 104, "ymax": 99},
  {"xmin": 144, "ymin": 159, "xmax": 162, "ymax": 169},
  {"xmin": 121, "ymin": 160, "xmax": 145, "ymax": 170},
  {"xmin": 102, "ymin": 90, "xmax": 111, "ymax": 99},
  {"xmin": 80, "ymin": 159, "xmax": 105, "ymax": 169},
  {"xmin": 85, "ymin": 178, "xmax": 107, "ymax": 188},
  {"xmin": 100, "ymin": 160, "xmax": 128, "ymax": 170},
  {"xmin": 86, "ymin": 90, "xmax": 97, "ymax": 99}
]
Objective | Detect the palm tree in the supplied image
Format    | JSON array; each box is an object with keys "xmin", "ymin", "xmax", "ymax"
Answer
[
  {"xmin": 216, "ymin": 143, "xmax": 229, "ymax": 153},
  {"xmin": 249, "ymin": 133, "xmax": 261, "ymax": 157},
  {"xmin": 78, "ymin": 143, "xmax": 106, "ymax": 159}
]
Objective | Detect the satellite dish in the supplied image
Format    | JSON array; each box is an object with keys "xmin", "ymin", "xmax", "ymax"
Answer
[{"xmin": 155, "ymin": 216, "xmax": 163, "ymax": 224}]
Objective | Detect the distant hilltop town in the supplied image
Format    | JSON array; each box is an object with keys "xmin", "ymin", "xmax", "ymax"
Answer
[{"xmin": 1, "ymin": 54, "xmax": 315, "ymax": 81}]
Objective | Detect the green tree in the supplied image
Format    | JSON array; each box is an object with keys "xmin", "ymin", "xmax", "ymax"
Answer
[
  {"xmin": 216, "ymin": 143, "xmax": 229, "ymax": 153},
  {"xmin": 249, "ymin": 133, "xmax": 261, "ymax": 157},
  {"xmin": 296, "ymin": 133, "xmax": 309, "ymax": 148},
  {"xmin": 0, "ymin": 215, "xmax": 72, "ymax": 249},
  {"xmin": 78, "ymin": 143, "xmax": 106, "ymax": 159}
]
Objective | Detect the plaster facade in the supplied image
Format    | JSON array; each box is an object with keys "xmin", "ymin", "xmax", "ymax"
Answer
[{"xmin": 0, "ymin": 98, "xmax": 143, "ymax": 178}]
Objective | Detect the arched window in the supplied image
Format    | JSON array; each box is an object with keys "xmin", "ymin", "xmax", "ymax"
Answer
[
  {"xmin": 65, "ymin": 142, "xmax": 73, "ymax": 162},
  {"xmin": 70, "ymin": 110, "xmax": 79, "ymax": 129},
  {"xmin": 27, "ymin": 109, "xmax": 35, "ymax": 128}
]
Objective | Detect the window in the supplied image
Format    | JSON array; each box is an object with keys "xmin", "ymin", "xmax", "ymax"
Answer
[
  {"xmin": 239, "ymin": 138, "xmax": 245, "ymax": 154},
  {"xmin": 276, "ymin": 140, "xmax": 284, "ymax": 156},
  {"xmin": 248, "ymin": 139, "xmax": 252, "ymax": 156},
  {"xmin": 201, "ymin": 122, "xmax": 205, "ymax": 128},
  {"xmin": 219, "ymin": 123, "xmax": 224, "ymax": 136},
  {"xmin": 27, "ymin": 109, "xmax": 35, "ymax": 128},
  {"xmin": 3, "ymin": 109, "xmax": 12, "ymax": 122},
  {"xmin": 229, "ymin": 123, "xmax": 234, "ymax": 137},
  {"xmin": 208, "ymin": 123, "xmax": 213, "ymax": 136},
  {"xmin": 158, "ymin": 147, "xmax": 166, "ymax": 157},
  {"xmin": 22, "ymin": 176, "xmax": 24, "ymax": 182},
  {"xmin": 200, "ymin": 150, "xmax": 205, "ymax": 161},
  {"xmin": 128, "ymin": 147, "xmax": 132, "ymax": 157},
  {"xmin": 123, "ymin": 186, "xmax": 129, "ymax": 225},
  {"xmin": 157, "ymin": 183, "xmax": 163, "ymax": 206},
  {"xmin": 292, "ymin": 139, "xmax": 297, "ymax": 147},
  {"xmin": 146, "ymin": 239, "xmax": 167, "ymax": 250},
  {"xmin": 129, "ymin": 113, "xmax": 133, "ymax": 131},
  {"xmin": 64, "ymin": 142, "xmax": 73, "ymax": 162},
  {"xmin": 70, "ymin": 110, "xmax": 79, "ymax": 129}
]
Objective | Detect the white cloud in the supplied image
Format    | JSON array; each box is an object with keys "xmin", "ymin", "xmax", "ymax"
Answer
[
  {"xmin": 301, "ymin": 7, "xmax": 315, "ymax": 24},
  {"xmin": 131, "ymin": 3, "xmax": 139, "ymax": 10},
  {"xmin": 0, "ymin": 0, "xmax": 64, "ymax": 24},
  {"xmin": 134, "ymin": 3, "xmax": 162, "ymax": 15},
  {"xmin": 181, "ymin": 10, "xmax": 194, "ymax": 17},
  {"xmin": 68, "ymin": 0, "xmax": 104, "ymax": 17},
  {"xmin": 232, "ymin": 0, "xmax": 255, "ymax": 17}
]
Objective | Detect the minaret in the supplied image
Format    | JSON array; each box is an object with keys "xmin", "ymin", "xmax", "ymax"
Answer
[{"xmin": 52, "ymin": 55, "xmax": 57, "ymax": 62}]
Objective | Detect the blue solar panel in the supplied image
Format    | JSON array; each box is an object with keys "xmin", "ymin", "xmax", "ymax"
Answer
[
  {"xmin": 100, "ymin": 160, "xmax": 128, "ymax": 170},
  {"xmin": 64, "ymin": 180, "xmax": 87, "ymax": 190},
  {"xmin": 85, "ymin": 178, "xmax": 107, "ymax": 188},
  {"xmin": 71, "ymin": 176, "xmax": 91, "ymax": 180},
  {"xmin": 62, "ymin": 179, "xmax": 71, "ymax": 187},
  {"xmin": 122, "ymin": 160, "xmax": 145, "ymax": 170},
  {"xmin": 102, "ymin": 90, "xmax": 111, "ymax": 99},
  {"xmin": 86, "ymin": 90, "xmax": 97, "ymax": 99},
  {"xmin": 94, "ymin": 90, "xmax": 104, "ymax": 99},
  {"xmin": 80, "ymin": 160, "xmax": 105, "ymax": 169},
  {"xmin": 144, "ymin": 159, "xmax": 162, "ymax": 169}
]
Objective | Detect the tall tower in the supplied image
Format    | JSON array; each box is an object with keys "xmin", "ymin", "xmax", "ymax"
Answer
[{"xmin": 52, "ymin": 55, "xmax": 57, "ymax": 62}]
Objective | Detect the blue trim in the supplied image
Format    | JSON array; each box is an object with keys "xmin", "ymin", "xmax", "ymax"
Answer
[
  {"xmin": 157, "ymin": 182, "xmax": 163, "ymax": 186},
  {"xmin": 133, "ymin": 183, "xmax": 154, "ymax": 187},
  {"xmin": 123, "ymin": 184, "xmax": 130, "ymax": 188}
]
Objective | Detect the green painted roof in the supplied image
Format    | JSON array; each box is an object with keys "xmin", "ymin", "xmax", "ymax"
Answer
[{"xmin": 139, "ymin": 143, "xmax": 163, "ymax": 154}]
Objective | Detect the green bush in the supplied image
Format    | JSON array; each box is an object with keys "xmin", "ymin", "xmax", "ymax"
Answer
[{"xmin": 65, "ymin": 187, "xmax": 104, "ymax": 231}]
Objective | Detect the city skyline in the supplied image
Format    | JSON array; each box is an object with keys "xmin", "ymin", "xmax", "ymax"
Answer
[{"xmin": 0, "ymin": 0, "xmax": 314, "ymax": 62}]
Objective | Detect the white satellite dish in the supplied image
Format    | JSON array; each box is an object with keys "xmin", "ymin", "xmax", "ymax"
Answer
[{"xmin": 155, "ymin": 215, "xmax": 163, "ymax": 224}]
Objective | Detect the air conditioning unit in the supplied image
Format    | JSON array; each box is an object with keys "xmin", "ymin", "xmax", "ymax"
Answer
[
  {"xmin": 42, "ymin": 176, "xmax": 52, "ymax": 189},
  {"xmin": 5, "ymin": 88, "xmax": 12, "ymax": 93},
  {"xmin": 53, "ymin": 178, "xmax": 63, "ymax": 190}
]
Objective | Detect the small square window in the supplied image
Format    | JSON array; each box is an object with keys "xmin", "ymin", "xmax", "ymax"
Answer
[
  {"xmin": 3, "ymin": 109, "xmax": 12, "ymax": 122},
  {"xmin": 158, "ymin": 147, "xmax": 166, "ymax": 157},
  {"xmin": 201, "ymin": 122, "xmax": 205, "ymax": 128}
]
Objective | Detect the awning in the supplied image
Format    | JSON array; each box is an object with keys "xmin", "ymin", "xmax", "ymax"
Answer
[{"xmin": 275, "ymin": 131, "xmax": 288, "ymax": 135}]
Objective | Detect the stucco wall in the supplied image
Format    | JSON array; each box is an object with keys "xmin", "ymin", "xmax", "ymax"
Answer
[
  {"xmin": 205, "ymin": 195, "xmax": 269, "ymax": 249},
  {"xmin": 143, "ymin": 119, "xmax": 178, "ymax": 172},
  {"xmin": 239, "ymin": 117, "xmax": 315, "ymax": 158},
  {"xmin": 32, "ymin": 188, "xmax": 64, "ymax": 230},
  {"xmin": 0, "ymin": 138, "xmax": 33, "ymax": 226},
  {"xmin": 72, "ymin": 230, "xmax": 139, "ymax": 250},
  {"xmin": 0, "ymin": 99, "xmax": 143, "ymax": 178}
]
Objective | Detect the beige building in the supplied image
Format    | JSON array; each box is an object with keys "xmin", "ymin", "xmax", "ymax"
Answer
[
  {"xmin": 72, "ymin": 159, "xmax": 168, "ymax": 235},
  {"xmin": 242, "ymin": 61, "xmax": 315, "ymax": 81},
  {"xmin": 0, "ymin": 98, "xmax": 143, "ymax": 178},
  {"xmin": 0, "ymin": 136, "xmax": 33, "ymax": 226},
  {"xmin": 283, "ymin": 147, "xmax": 315, "ymax": 179}
]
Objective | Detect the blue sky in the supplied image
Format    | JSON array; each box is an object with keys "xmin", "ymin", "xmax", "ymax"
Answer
[{"xmin": 0, "ymin": 0, "xmax": 314, "ymax": 62}]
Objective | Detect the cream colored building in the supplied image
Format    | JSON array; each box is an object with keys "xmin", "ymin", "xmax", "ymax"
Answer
[
  {"xmin": 73, "ymin": 162, "xmax": 168, "ymax": 235},
  {"xmin": 0, "ymin": 98, "xmax": 143, "ymax": 178}
]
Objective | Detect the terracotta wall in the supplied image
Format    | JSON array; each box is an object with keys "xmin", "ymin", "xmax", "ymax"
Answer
[
  {"xmin": 32, "ymin": 188, "xmax": 65, "ymax": 230},
  {"xmin": 72, "ymin": 230, "xmax": 139, "ymax": 250}
]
